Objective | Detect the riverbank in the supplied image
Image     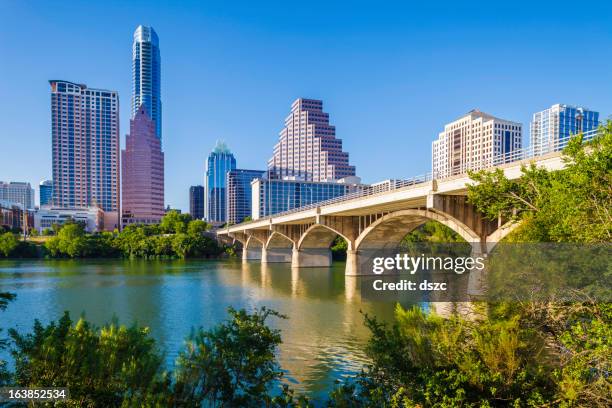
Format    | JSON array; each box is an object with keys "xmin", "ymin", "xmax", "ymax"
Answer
[{"xmin": 0, "ymin": 211, "xmax": 230, "ymax": 260}]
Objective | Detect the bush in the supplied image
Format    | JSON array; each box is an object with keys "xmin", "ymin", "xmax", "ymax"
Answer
[{"xmin": 0, "ymin": 232, "xmax": 19, "ymax": 257}]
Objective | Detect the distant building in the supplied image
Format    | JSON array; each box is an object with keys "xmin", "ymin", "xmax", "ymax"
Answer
[
  {"xmin": 39, "ymin": 180, "xmax": 53, "ymax": 207},
  {"xmin": 0, "ymin": 200, "xmax": 33, "ymax": 232},
  {"xmin": 49, "ymin": 80, "xmax": 120, "ymax": 229},
  {"xmin": 268, "ymin": 98, "xmax": 356, "ymax": 182},
  {"xmin": 34, "ymin": 207, "xmax": 104, "ymax": 233},
  {"xmin": 226, "ymin": 169, "xmax": 265, "ymax": 224},
  {"xmin": 165, "ymin": 205, "xmax": 181, "ymax": 214},
  {"xmin": 132, "ymin": 25, "xmax": 162, "ymax": 139},
  {"xmin": 251, "ymin": 176, "xmax": 362, "ymax": 220},
  {"xmin": 0, "ymin": 181, "xmax": 34, "ymax": 209},
  {"xmin": 530, "ymin": 104, "xmax": 599, "ymax": 154},
  {"xmin": 189, "ymin": 185, "xmax": 205, "ymax": 220},
  {"xmin": 432, "ymin": 110, "xmax": 522, "ymax": 178},
  {"xmin": 121, "ymin": 105, "xmax": 165, "ymax": 227},
  {"xmin": 205, "ymin": 141, "xmax": 236, "ymax": 223}
]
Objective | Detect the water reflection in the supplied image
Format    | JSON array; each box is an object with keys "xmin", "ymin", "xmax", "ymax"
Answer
[{"xmin": 0, "ymin": 259, "xmax": 398, "ymax": 399}]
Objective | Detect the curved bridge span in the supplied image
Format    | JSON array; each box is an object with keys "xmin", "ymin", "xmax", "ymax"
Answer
[{"xmin": 218, "ymin": 151, "xmax": 569, "ymax": 275}]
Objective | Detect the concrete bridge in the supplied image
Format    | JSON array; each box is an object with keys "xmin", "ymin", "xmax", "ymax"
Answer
[{"xmin": 217, "ymin": 131, "xmax": 596, "ymax": 276}]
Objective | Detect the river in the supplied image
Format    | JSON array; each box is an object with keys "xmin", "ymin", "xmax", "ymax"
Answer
[{"xmin": 0, "ymin": 259, "xmax": 401, "ymax": 400}]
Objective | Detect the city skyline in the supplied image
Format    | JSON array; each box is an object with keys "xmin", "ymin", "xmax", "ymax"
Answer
[{"xmin": 2, "ymin": 1, "xmax": 612, "ymax": 212}]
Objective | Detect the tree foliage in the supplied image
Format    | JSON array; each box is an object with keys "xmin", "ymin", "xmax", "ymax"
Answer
[
  {"xmin": 329, "ymin": 302, "xmax": 610, "ymax": 407},
  {"xmin": 5, "ymin": 307, "xmax": 309, "ymax": 407},
  {"xmin": 0, "ymin": 292, "xmax": 16, "ymax": 386},
  {"xmin": 467, "ymin": 122, "xmax": 612, "ymax": 243},
  {"xmin": 0, "ymin": 232, "xmax": 19, "ymax": 257},
  {"xmin": 35, "ymin": 214, "xmax": 222, "ymax": 260},
  {"xmin": 173, "ymin": 307, "xmax": 293, "ymax": 407}
]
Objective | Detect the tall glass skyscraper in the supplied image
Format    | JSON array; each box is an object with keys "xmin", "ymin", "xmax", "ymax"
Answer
[
  {"xmin": 530, "ymin": 104, "xmax": 599, "ymax": 154},
  {"xmin": 204, "ymin": 141, "xmax": 236, "ymax": 223},
  {"xmin": 49, "ymin": 80, "xmax": 120, "ymax": 216},
  {"xmin": 132, "ymin": 25, "xmax": 161, "ymax": 139}
]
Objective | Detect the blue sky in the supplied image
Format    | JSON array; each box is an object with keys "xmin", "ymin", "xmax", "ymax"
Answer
[{"xmin": 1, "ymin": 0, "xmax": 611, "ymax": 211}]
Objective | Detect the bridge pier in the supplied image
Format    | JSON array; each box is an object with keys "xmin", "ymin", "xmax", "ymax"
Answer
[
  {"xmin": 242, "ymin": 246, "xmax": 262, "ymax": 261},
  {"xmin": 262, "ymin": 247, "xmax": 293, "ymax": 263},
  {"xmin": 345, "ymin": 249, "xmax": 360, "ymax": 276},
  {"xmin": 291, "ymin": 248, "xmax": 332, "ymax": 268}
]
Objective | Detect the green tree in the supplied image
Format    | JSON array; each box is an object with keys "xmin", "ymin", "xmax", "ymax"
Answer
[
  {"xmin": 173, "ymin": 307, "xmax": 289, "ymax": 407},
  {"xmin": 172, "ymin": 233, "xmax": 194, "ymax": 259},
  {"xmin": 467, "ymin": 123, "xmax": 612, "ymax": 243},
  {"xmin": 9, "ymin": 312, "xmax": 169, "ymax": 407},
  {"xmin": 187, "ymin": 219, "xmax": 210, "ymax": 236},
  {"xmin": 44, "ymin": 222, "xmax": 88, "ymax": 258},
  {"xmin": 330, "ymin": 235, "xmax": 348, "ymax": 261},
  {"xmin": 160, "ymin": 211, "xmax": 192, "ymax": 234},
  {"xmin": 0, "ymin": 292, "xmax": 16, "ymax": 386},
  {"xmin": 0, "ymin": 232, "xmax": 19, "ymax": 257},
  {"xmin": 330, "ymin": 302, "xmax": 611, "ymax": 407}
]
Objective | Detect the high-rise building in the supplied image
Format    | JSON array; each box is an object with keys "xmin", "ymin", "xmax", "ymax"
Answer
[
  {"xmin": 251, "ymin": 177, "xmax": 362, "ymax": 219},
  {"xmin": 189, "ymin": 185, "xmax": 205, "ymax": 220},
  {"xmin": 530, "ymin": 104, "xmax": 599, "ymax": 154},
  {"xmin": 432, "ymin": 110, "xmax": 522, "ymax": 178},
  {"xmin": 39, "ymin": 180, "xmax": 53, "ymax": 207},
  {"xmin": 204, "ymin": 141, "xmax": 236, "ymax": 223},
  {"xmin": 226, "ymin": 169, "xmax": 265, "ymax": 224},
  {"xmin": 50, "ymin": 80, "xmax": 120, "ymax": 228},
  {"xmin": 121, "ymin": 105, "xmax": 165, "ymax": 227},
  {"xmin": 268, "ymin": 98, "xmax": 356, "ymax": 182},
  {"xmin": 0, "ymin": 181, "xmax": 34, "ymax": 209},
  {"xmin": 132, "ymin": 25, "xmax": 162, "ymax": 139}
]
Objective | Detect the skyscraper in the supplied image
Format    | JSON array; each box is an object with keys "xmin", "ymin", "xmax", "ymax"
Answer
[
  {"xmin": 268, "ymin": 98, "xmax": 356, "ymax": 182},
  {"xmin": 530, "ymin": 104, "xmax": 599, "ymax": 154},
  {"xmin": 121, "ymin": 105, "xmax": 165, "ymax": 227},
  {"xmin": 189, "ymin": 185, "xmax": 205, "ymax": 220},
  {"xmin": 132, "ymin": 25, "xmax": 162, "ymax": 139},
  {"xmin": 432, "ymin": 110, "xmax": 522, "ymax": 178},
  {"xmin": 226, "ymin": 169, "xmax": 265, "ymax": 224},
  {"xmin": 204, "ymin": 141, "xmax": 236, "ymax": 223},
  {"xmin": 0, "ymin": 181, "xmax": 34, "ymax": 209},
  {"xmin": 49, "ymin": 80, "xmax": 120, "ymax": 221},
  {"xmin": 39, "ymin": 180, "xmax": 53, "ymax": 207}
]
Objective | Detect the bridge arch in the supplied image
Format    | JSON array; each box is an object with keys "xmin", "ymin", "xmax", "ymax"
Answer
[
  {"xmin": 355, "ymin": 209, "xmax": 481, "ymax": 251},
  {"xmin": 297, "ymin": 224, "xmax": 353, "ymax": 251},
  {"xmin": 266, "ymin": 231, "xmax": 295, "ymax": 249},
  {"xmin": 245, "ymin": 235, "xmax": 265, "ymax": 250}
]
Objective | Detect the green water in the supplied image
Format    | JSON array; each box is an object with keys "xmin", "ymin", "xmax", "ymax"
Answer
[{"xmin": 0, "ymin": 259, "xmax": 398, "ymax": 399}]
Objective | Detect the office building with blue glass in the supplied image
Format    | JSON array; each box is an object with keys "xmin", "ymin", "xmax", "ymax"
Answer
[
  {"xmin": 39, "ymin": 180, "xmax": 53, "ymax": 207},
  {"xmin": 132, "ymin": 25, "xmax": 162, "ymax": 139},
  {"xmin": 530, "ymin": 104, "xmax": 599, "ymax": 154},
  {"xmin": 189, "ymin": 185, "xmax": 205, "ymax": 220},
  {"xmin": 205, "ymin": 141, "xmax": 236, "ymax": 223},
  {"xmin": 226, "ymin": 169, "xmax": 266, "ymax": 224},
  {"xmin": 251, "ymin": 176, "xmax": 362, "ymax": 219}
]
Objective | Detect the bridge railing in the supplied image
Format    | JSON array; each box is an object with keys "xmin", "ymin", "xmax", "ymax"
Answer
[
  {"xmin": 437, "ymin": 128, "xmax": 600, "ymax": 177},
  {"xmin": 233, "ymin": 129, "xmax": 601, "ymax": 226}
]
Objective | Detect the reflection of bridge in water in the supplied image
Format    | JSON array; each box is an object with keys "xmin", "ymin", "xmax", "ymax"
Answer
[{"xmin": 218, "ymin": 130, "xmax": 598, "ymax": 288}]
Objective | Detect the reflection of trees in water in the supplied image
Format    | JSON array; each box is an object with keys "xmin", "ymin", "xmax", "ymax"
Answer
[{"xmin": 229, "ymin": 261, "xmax": 399, "ymax": 395}]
